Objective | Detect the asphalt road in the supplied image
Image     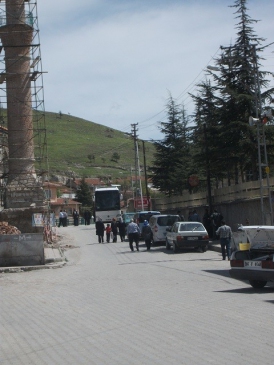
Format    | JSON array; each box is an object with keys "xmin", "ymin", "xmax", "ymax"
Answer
[{"xmin": 1, "ymin": 225, "xmax": 274, "ymax": 365}]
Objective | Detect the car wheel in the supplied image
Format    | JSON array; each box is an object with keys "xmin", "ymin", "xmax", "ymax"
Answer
[
  {"xmin": 201, "ymin": 245, "xmax": 207, "ymax": 252},
  {"xmin": 166, "ymin": 239, "xmax": 171, "ymax": 250},
  {"xmin": 249, "ymin": 280, "xmax": 267, "ymax": 289},
  {"xmin": 173, "ymin": 241, "xmax": 178, "ymax": 253}
]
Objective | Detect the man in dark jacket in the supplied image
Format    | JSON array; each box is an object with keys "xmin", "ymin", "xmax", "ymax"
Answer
[
  {"xmin": 117, "ymin": 218, "xmax": 126, "ymax": 242},
  {"xmin": 111, "ymin": 218, "xmax": 118, "ymax": 243},
  {"xmin": 95, "ymin": 218, "xmax": 105, "ymax": 243}
]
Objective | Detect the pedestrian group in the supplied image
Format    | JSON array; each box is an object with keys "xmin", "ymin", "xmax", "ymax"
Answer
[{"xmin": 58, "ymin": 207, "xmax": 233, "ymax": 259}]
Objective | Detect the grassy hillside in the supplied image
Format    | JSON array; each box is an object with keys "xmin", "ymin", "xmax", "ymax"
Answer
[{"xmin": 44, "ymin": 111, "xmax": 155, "ymax": 181}]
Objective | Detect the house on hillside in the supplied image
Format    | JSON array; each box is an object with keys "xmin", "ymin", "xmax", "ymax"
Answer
[
  {"xmin": 67, "ymin": 177, "xmax": 106, "ymax": 193},
  {"xmin": 44, "ymin": 182, "xmax": 81, "ymax": 219}
]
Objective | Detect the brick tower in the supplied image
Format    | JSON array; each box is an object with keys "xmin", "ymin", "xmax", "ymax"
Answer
[{"xmin": 0, "ymin": 0, "xmax": 46, "ymax": 232}]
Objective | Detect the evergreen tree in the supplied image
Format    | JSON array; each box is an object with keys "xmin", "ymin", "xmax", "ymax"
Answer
[
  {"xmin": 151, "ymin": 95, "xmax": 191, "ymax": 196},
  {"xmin": 199, "ymin": 0, "xmax": 274, "ymax": 183},
  {"xmin": 75, "ymin": 177, "xmax": 93, "ymax": 206},
  {"xmin": 190, "ymin": 79, "xmax": 224, "ymax": 187}
]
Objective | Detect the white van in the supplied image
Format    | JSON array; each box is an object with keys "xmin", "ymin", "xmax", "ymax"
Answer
[{"xmin": 149, "ymin": 214, "xmax": 180, "ymax": 245}]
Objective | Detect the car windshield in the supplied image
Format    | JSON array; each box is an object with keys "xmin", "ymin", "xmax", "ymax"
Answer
[
  {"xmin": 139, "ymin": 213, "xmax": 160, "ymax": 223},
  {"xmin": 157, "ymin": 216, "xmax": 179, "ymax": 226},
  {"xmin": 179, "ymin": 223, "xmax": 204, "ymax": 232},
  {"xmin": 123, "ymin": 213, "xmax": 134, "ymax": 223}
]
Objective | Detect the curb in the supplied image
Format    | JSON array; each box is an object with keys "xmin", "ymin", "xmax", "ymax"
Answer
[
  {"xmin": 0, "ymin": 247, "xmax": 67, "ymax": 274},
  {"xmin": 0, "ymin": 261, "xmax": 66, "ymax": 273},
  {"xmin": 208, "ymin": 240, "xmax": 222, "ymax": 253}
]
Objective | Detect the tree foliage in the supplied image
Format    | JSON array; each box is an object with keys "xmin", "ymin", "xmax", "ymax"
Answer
[
  {"xmin": 75, "ymin": 177, "xmax": 93, "ymax": 206},
  {"xmin": 191, "ymin": 0, "xmax": 274, "ymax": 185},
  {"xmin": 150, "ymin": 0, "xmax": 274, "ymax": 196},
  {"xmin": 151, "ymin": 95, "xmax": 191, "ymax": 196}
]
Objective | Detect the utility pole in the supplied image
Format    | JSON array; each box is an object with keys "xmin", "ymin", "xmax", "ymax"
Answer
[
  {"xmin": 203, "ymin": 123, "xmax": 213, "ymax": 214},
  {"xmin": 142, "ymin": 140, "xmax": 150, "ymax": 211},
  {"xmin": 131, "ymin": 124, "xmax": 143, "ymax": 211},
  {"xmin": 251, "ymin": 45, "xmax": 273, "ymax": 225}
]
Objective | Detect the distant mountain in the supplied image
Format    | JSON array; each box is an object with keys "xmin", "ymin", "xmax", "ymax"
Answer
[{"xmin": 44, "ymin": 111, "xmax": 155, "ymax": 182}]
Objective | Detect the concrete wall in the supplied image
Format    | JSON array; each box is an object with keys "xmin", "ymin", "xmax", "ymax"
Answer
[
  {"xmin": 152, "ymin": 178, "xmax": 273, "ymax": 232},
  {"xmin": 0, "ymin": 233, "xmax": 44, "ymax": 267}
]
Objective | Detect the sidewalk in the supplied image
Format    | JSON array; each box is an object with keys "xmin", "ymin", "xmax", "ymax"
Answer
[
  {"xmin": 208, "ymin": 239, "xmax": 222, "ymax": 253},
  {"xmin": 0, "ymin": 245, "xmax": 66, "ymax": 273}
]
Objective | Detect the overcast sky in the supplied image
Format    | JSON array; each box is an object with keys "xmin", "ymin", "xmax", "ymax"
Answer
[{"xmin": 38, "ymin": 0, "xmax": 274, "ymax": 140}]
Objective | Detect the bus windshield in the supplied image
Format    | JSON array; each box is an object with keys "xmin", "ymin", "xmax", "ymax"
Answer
[{"xmin": 95, "ymin": 190, "xmax": 120, "ymax": 211}]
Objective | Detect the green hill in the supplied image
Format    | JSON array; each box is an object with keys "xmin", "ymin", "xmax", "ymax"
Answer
[{"xmin": 44, "ymin": 111, "xmax": 155, "ymax": 181}]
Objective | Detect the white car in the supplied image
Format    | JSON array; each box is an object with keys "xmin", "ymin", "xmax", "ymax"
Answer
[
  {"xmin": 166, "ymin": 221, "xmax": 209, "ymax": 253},
  {"xmin": 149, "ymin": 214, "xmax": 180, "ymax": 245},
  {"xmin": 230, "ymin": 225, "xmax": 274, "ymax": 288}
]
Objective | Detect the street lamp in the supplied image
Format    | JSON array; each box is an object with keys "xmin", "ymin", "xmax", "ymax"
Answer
[{"xmin": 250, "ymin": 44, "xmax": 273, "ymax": 225}]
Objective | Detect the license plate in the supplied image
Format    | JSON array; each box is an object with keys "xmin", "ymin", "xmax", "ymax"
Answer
[
  {"xmin": 244, "ymin": 261, "xmax": 262, "ymax": 268},
  {"xmin": 187, "ymin": 237, "xmax": 198, "ymax": 240}
]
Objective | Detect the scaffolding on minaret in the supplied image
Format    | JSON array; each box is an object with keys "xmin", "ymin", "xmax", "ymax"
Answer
[{"xmin": 0, "ymin": 0, "xmax": 48, "ymax": 209}]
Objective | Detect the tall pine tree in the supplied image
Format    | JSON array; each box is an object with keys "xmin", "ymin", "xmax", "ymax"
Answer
[
  {"xmin": 198, "ymin": 0, "xmax": 274, "ymax": 184},
  {"xmin": 151, "ymin": 95, "xmax": 191, "ymax": 196}
]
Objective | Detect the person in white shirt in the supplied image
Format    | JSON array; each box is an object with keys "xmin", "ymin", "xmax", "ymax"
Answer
[
  {"xmin": 216, "ymin": 221, "xmax": 232, "ymax": 260},
  {"xmin": 127, "ymin": 219, "xmax": 140, "ymax": 252}
]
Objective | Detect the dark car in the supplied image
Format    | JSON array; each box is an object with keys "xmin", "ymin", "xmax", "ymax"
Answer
[
  {"xmin": 134, "ymin": 210, "xmax": 161, "ymax": 234},
  {"xmin": 122, "ymin": 212, "xmax": 135, "ymax": 227}
]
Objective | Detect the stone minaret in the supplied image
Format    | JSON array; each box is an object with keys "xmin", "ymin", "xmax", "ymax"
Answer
[{"xmin": 0, "ymin": 1, "xmax": 45, "ymax": 231}]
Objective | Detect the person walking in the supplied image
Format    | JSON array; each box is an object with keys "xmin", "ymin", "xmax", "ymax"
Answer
[
  {"xmin": 211, "ymin": 209, "xmax": 223, "ymax": 240},
  {"xmin": 177, "ymin": 210, "xmax": 185, "ymax": 221},
  {"xmin": 203, "ymin": 207, "xmax": 212, "ymax": 237},
  {"xmin": 84, "ymin": 210, "xmax": 91, "ymax": 225},
  {"xmin": 127, "ymin": 219, "xmax": 140, "ymax": 252},
  {"xmin": 111, "ymin": 218, "xmax": 118, "ymax": 243},
  {"xmin": 105, "ymin": 223, "xmax": 111, "ymax": 243},
  {"xmin": 63, "ymin": 210, "xmax": 68, "ymax": 226},
  {"xmin": 95, "ymin": 218, "xmax": 105, "ymax": 243},
  {"xmin": 216, "ymin": 220, "xmax": 232, "ymax": 260},
  {"xmin": 188, "ymin": 211, "xmax": 193, "ymax": 221},
  {"xmin": 190, "ymin": 209, "xmax": 201, "ymax": 222},
  {"xmin": 58, "ymin": 210, "xmax": 64, "ymax": 227},
  {"xmin": 142, "ymin": 220, "xmax": 152, "ymax": 251},
  {"xmin": 117, "ymin": 218, "xmax": 126, "ymax": 242},
  {"xmin": 73, "ymin": 209, "xmax": 79, "ymax": 226}
]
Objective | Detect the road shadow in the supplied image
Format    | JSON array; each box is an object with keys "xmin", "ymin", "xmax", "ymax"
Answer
[
  {"xmin": 203, "ymin": 269, "xmax": 231, "ymax": 278},
  {"xmin": 215, "ymin": 286, "xmax": 274, "ymax": 294},
  {"xmin": 204, "ymin": 269, "xmax": 274, "ymax": 294}
]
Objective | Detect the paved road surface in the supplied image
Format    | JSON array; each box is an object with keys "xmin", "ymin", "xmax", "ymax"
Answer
[{"xmin": 1, "ymin": 225, "xmax": 274, "ymax": 364}]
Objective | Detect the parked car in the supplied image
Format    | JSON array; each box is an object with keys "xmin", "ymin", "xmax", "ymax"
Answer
[
  {"xmin": 149, "ymin": 214, "xmax": 180, "ymax": 245},
  {"xmin": 122, "ymin": 212, "xmax": 135, "ymax": 227},
  {"xmin": 230, "ymin": 225, "xmax": 274, "ymax": 289},
  {"xmin": 134, "ymin": 210, "xmax": 161, "ymax": 236},
  {"xmin": 166, "ymin": 221, "xmax": 209, "ymax": 253}
]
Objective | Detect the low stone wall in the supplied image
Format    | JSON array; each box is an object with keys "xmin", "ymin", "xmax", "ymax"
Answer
[{"xmin": 0, "ymin": 233, "xmax": 44, "ymax": 267}]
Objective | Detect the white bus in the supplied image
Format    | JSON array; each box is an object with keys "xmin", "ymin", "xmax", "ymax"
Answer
[{"xmin": 94, "ymin": 187, "xmax": 121, "ymax": 223}]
